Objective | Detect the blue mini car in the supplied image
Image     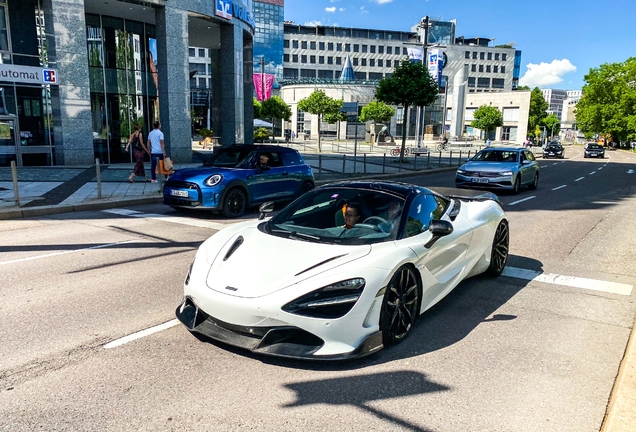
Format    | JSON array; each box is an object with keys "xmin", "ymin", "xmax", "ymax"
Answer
[{"xmin": 163, "ymin": 145, "xmax": 315, "ymax": 217}]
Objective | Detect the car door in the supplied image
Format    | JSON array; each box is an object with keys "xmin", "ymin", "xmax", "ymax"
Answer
[
  {"xmin": 247, "ymin": 151, "xmax": 288, "ymax": 202},
  {"xmin": 520, "ymin": 150, "xmax": 538, "ymax": 184},
  {"xmin": 397, "ymin": 194, "xmax": 474, "ymax": 314}
]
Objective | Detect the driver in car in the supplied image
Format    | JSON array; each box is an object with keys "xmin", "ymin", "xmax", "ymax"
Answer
[
  {"xmin": 342, "ymin": 202, "xmax": 361, "ymax": 229},
  {"xmin": 257, "ymin": 154, "xmax": 270, "ymax": 170}
]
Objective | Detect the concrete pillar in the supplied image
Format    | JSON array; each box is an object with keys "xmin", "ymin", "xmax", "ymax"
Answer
[
  {"xmin": 155, "ymin": 5, "xmax": 191, "ymax": 163},
  {"xmin": 46, "ymin": 0, "xmax": 93, "ymax": 165},
  {"xmin": 219, "ymin": 24, "xmax": 246, "ymax": 145},
  {"xmin": 450, "ymin": 64, "xmax": 468, "ymax": 139}
]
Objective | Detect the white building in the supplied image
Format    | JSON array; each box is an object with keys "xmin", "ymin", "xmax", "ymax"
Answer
[{"xmin": 541, "ymin": 88, "xmax": 568, "ymax": 120}]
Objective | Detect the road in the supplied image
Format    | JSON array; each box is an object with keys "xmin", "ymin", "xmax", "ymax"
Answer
[{"xmin": 1, "ymin": 147, "xmax": 635, "ymax": 431}]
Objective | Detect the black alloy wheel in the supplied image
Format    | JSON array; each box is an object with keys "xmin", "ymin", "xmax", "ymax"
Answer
[
  {"xmin": 298, "ymin": 181, "xmax": 314, "ymax": 197},
  {"xmin": 222, "ymin": 188, "xmax": 247, "ymax": 218},
  {"xmin": 486, "ymin": 220, "xmax": 509, "ymax": 276},
  {"xmin": 380, "ymin": 265, "xmax": 421, "ymax": 345},
  {"xmin": 529, "ymin": 172, "xmax": 539, "ymax": 190},
  {"xmin": 512, "ymin": 177, "xmax": 521, "ymax": 195}
]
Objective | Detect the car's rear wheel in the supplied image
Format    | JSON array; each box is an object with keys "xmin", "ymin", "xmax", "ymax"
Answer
[
  {"xmin": 529, "ymin": 172, "xmax": 539, "ymax": 190},
  {"xmin": 380, "ymin": 265, "xmax": 421, "ymax": 346},
  {"xmin": 222, "ymin": 188, "xmax": 247, "ymax": 218},
  {"xmin": 486, "ymin": 220, "xmax": 509, "ymax": 276},
  {"xmin": 512, "ymin": 177, "xmax": 521, "ymax": 194}
]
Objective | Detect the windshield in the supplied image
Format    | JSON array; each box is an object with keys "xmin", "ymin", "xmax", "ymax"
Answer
[
  {"xmin": 267, "ymin": 187, "xmax": 407, "ymax": 245},
  {"xmin": 471, "ymin": 150, "xmax": 518, "ymax": 163},
  {"xmin": 587, "ymin": 145, "xmax": 603, "ymax": 150},
  {"xmin": 203, "ymin": 148, "xmax": 255, "ymax": 168}
]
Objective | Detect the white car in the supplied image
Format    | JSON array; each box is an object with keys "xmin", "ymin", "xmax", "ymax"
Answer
[{"xmin": 176, "ymin": 181, "xmax": 509, "ymax": 360}]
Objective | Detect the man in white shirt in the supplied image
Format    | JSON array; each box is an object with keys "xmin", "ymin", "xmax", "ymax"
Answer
[{"xmin": 147, "ymin": 121, "xmax": 166, "ymax": 182}]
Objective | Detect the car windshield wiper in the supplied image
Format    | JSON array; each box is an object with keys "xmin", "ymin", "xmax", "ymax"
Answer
[{"xmin": 271, "ymin": 228, "xmax": 321, "ymax": 242}]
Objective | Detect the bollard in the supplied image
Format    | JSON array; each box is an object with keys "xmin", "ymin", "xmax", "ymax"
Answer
[
  {"xmin": 10, "ymin": 160, "xmax": 20, "ymax": 207},
  {"xmin": 318, "ymin": 154, "xmax": 322, "ymax": 179},
  {"xmin": 427, "ymin": 152, "xmax": 430, "ymax": 169},
  {"xmin": 382, "ymin": 153, "xmax": 386, "ymax": 174},
  {"xmin": 342, "ymin": 154, "xmax": 346, "ymax": 173},
  {"xmin": 459, "ymin": 150, "xmax": 462, "ymax": 165},
  {"xmin": 414, "ymin": 153, "xmax": 417, "ymax": 171},
  {"xmin": 363, "ymin": 153, "xmax": 367, "ymax": 174},
  {"xmin": 449, "ymin": 150, "xmax": 453, "ymax": 166},
  {"xmin": 95, "ymin": 158, "xmax": 102, "ymax": 199}
]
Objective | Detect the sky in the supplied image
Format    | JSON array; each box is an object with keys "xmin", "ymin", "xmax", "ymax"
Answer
[{"xmin": 283, "ymin": 0, "xmax": 635, "ymax": 90}]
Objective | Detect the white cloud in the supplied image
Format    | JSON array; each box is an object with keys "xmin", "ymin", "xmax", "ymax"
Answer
[
  {"xmin": 330, "ymin": 0, "xmax": 340, "ymax": 2},
  {"xmin": 519, "ymin": 59, "xmax": 577, "ymax": 88},
  {"xmin": 304, "ymin": 20, "xmax": 322, "ymax": 26},
  {"xmin": 371, "ymin": 0, "xmax": 394, "ymax": 4},
  {"xmin": 325, "ymin": 6, "xmax": 336, "ymax": 12},
  {"xmin": 360, "ymin": 6, "xmax": 369, "ymax": 13},
  {"xmin": 339, "ymin": 7, "xmax": 346, "ymax": 11}
]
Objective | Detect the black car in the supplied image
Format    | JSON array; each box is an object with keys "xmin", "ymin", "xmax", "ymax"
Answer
[
  {"xmin": 584, "ymin": 144, "xmax": 605, "ymax": 158},
  {"xmin": 543, "ymin": 143, "xmax": 565, "ymax": 159}
]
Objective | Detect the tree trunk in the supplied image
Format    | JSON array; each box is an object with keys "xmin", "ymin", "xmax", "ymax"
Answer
[
  {"xmin": 318, "ymin": 114, "xmax": 322, "ymax": 152},
  {"xmin": 400, "ymin": 104, "xmax": 409, "ymax": 163}
]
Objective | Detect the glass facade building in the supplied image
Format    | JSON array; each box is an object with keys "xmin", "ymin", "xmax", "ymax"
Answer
[{"xmin": 253, "ymin": 0, "xmax": 284, "ymax": 90}]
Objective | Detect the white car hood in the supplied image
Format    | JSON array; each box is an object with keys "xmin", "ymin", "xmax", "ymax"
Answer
[{"xmin": 205, "ymin": 226, "xmax": 371, "ymax": 298}]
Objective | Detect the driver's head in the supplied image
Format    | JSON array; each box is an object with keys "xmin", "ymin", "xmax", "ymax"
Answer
[
  {"xmin": 344, "ymin": 202, "xmax": 361, "ymax": 229},
  {"xmin": 259, "ymin": 154, "xmax": 269, "ymax": 165},
  {"xmin": 387, "ymin": 200, "xmax": 401, "ymax": 219}
]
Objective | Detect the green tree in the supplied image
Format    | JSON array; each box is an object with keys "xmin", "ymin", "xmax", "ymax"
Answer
[
  {"xmin": 253, "ymin": 98, "xmax": 262, "ymax": 120},
  {"xmin": 360, "ymin": 101, "xmax": 395, "ymax": 144},
  {"xmin": 470, "ymin": 105, "xmax": 503, "ymax": 140},
  {"xmin": 254, "ymin": 127, "xmax": 269, "ymax": 142},
  {"xmin": 516, "ymin": 85, "xmax": 531, "ymax": 91},
  {"xmin": 297, "ymin": 90, "xmax": 343, "ymax": 152},
  {"xmin": 575, "ymin": 57, "xmax": 636, "ymax": 142},
  {"xmin": 528, "ymin": 87, "xmax": 548, "ymax": 138},
  {"xmin": 375, "ymin": 59, "xmax": 439, "ymax": 160},
  {"xmin": 542, "ymin": 114, "xmax": 561, "ymax": 139},
  {"xmin": 261, "ymin": 96, "xmax": 292, "ymax": 137}
]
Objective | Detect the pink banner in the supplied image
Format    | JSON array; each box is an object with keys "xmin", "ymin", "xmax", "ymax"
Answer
[{"xmin": 253, "ymin": 73, "xmax": 275, "ymax": 101}]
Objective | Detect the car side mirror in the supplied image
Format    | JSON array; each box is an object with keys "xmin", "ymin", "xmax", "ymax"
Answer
[
  {"xmin": 424, "ymin": 219, "xmax": 453, "ymax": 248},
  {"xmin": 258, "ymin": 201, "xmax": 275, "ymax": 220}
]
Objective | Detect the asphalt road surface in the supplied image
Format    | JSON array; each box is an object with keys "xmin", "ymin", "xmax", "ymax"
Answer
[{"xmin": 1, "ymin": 147, "xmax": 635, "ymax": 431}]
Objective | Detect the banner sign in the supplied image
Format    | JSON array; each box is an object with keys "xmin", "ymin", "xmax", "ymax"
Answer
[
  {"xmin": 407, "ymin": 47, "xmax": 423, "ymax": 63},
  {"xmin": 427, "ymin": 48, "xmax": 444, "ymax": 87},
  {"xmin": 0, "ymin": 64, "xmax": 59, "ymax": 85},
  {"xmin": 253, "ymin": 73, "xmax": 275, "ymax": 101},
  {"xmin": 215, "ymin": 0, "xmax": 233, "ymax": 20}
]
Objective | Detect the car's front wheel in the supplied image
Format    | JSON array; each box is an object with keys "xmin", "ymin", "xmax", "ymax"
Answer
[
  {"xmin": 529, "ymin": 172, "xmax": 539, "ymax": 190},
  {"xmin": 486, "ymin": 220, "xmax": 509, "ymax": 276},
  {"xmin": 298, "ymin": 181, "xmax": 314, "ymax": 198},
  {"xmin": 380, "ymin": 265, "xmax": 421, "ymax": 346},
  {"xmin": 512, "ymin": 176, "xmax": 521, "ymax": 194},
  {"xmin": 222, "ymin": 188, "xmax": 247, "ymax": 218}
]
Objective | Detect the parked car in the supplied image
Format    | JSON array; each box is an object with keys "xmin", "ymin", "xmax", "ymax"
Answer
[
  {"xmin": 163, "ymin": 145, "xmax": 315, "ymax": 217},
  {"xmin": 543, "ymin": 142, "xmax": 565, "ymax": 159},
  {"xmin": 175, "ymin": 181, "xmax": 509, "ymax": 360},
  {"xmin": 455, "ymin": 147, "xmax": 539, "ymax": 194},
  {"xmin": 584, "ymin": 144, "xmax": 605, "ymax": 158}
]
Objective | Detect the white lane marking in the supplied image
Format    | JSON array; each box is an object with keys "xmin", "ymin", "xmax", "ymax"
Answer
[
  {"xmin": 502, "ymin": 267, "xmax": 633, "ymax": 296},
  {"xmin": 104, "ymin": 319, "xmax": 180, "ymax": 349},
  {"xmin": 628, "ymin": 169, "xmax": 634, "ymax": 174},
  {"xmin": 0, "ymin": 240, "xmax": 138, "ymax": 266},
  {"xmin": 103, "ymin": 208, "xmax": 236, "ymax": 230},
  {"xmin": 552, "ymin": 185, "xmax": 567, "ymax": 191},
  {"xmin": 508, "ymin": 196, "xmax": 536, "ymax": 206},
  {"xmin": 575, "ymin": 177, "xmax": 585, "ymax": 182},
  {"xmin": 590, "ymin": 171, "xmax": 596, "ymax": 175},
  {"xmin": 598, "ymin": 167, "xmax": 603, "ymax": 170}
]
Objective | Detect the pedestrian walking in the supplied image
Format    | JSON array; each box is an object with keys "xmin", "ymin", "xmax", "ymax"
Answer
[
  {"xmin": 124, "ymin": 124, "xmax": 149, "ymax": 183},
  {"xmin": 148, "ymin": 121, "xmax": 166, "ymax": 183},
  {"xmin": 291, "ymin": 130, "xmax": 295, "ymax": 141},
  {"xmin": 486, "ymin": 138, "xmax": 491, "ymax": 148}
]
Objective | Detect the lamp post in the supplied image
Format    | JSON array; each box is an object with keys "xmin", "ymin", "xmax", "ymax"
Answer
[
  {"xmin": 551, "ymin": 122, "xmax": 559, "ymax": 140},
  {"xmin": 260, "ymin": 56, "xmax": 265, "ymax": 101}
]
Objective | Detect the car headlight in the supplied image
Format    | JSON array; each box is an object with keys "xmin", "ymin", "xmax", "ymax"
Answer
[
  {"xmin": 282, "ymin": 278, "xmax": 366, "ymax": 319},
  {"xmin": 204, "ymin": 174, "xmax": 223, "ymax": 187},
  {"xmin": 456, "ymin": 169, "xmax": 466, "ymax": 175},
  {"xmin": 500, "ymin": 171, "xmax": 514, "ymax": 176}
]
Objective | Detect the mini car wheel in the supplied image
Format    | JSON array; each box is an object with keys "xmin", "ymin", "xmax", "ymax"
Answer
[
  {"xmin": 222, "ymin": 188, "xmax": 247, "ymax": 218},
  {"xmin": 380, "ymin": 265, "xmax": 421, "ymax": 345},
  {"xmin": 486, "ymin": 220, "xmax": 509, "ymax": 276},
  {"xmin": 529, "ymin": 172, "xmax": 539, "ymax": 190},
  {"xmin": 512, "ymin": 177, "xmax": 521, "ymax": 195},
  {"xmin": 298, "ymin": 181, "xmax": 314, "ymax": 198}
]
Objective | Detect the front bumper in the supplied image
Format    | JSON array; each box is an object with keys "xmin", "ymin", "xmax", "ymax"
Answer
[
  {"xmin": 455, "ymin": 172, "xmax": 514, "ymax": 190},
  {"xmin": 585, "ymin": 152, "xmax": 604, "ymax": 158},
  {"xmin": 163, "ymin": 180, "xmax": 221, "ymax": 209},
  {"xmin": 175, "ymin": 296, "xmax": 383, "ymax": 360}
]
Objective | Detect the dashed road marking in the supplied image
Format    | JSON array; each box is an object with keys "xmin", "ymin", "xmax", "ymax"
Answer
[
  {"xmin": 508, "ymin": 196, "xmax": 536, "ymax": 206},
  {"xmin": 104, "ymin": 319, "xmax": 180, "ymax": 349},
  {"xmin": 590, "ymin": 171, "xmax": 596, "ymax": 175},
  {"xmin": 552, "ymin": 185, "xmax": 567, "ymax": 191},
  {"xmin": 575, "ymin": 177, "xmax": 585, "ymax": 182}
]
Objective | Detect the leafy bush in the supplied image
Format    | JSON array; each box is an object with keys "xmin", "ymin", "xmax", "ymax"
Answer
[
  {"xmin": 254, "ymin": 127, "xmax": 270, "ymax": 142},
  {"xmin": 198, "ymin": 128, "xmax": 214, "ymax": 138}
]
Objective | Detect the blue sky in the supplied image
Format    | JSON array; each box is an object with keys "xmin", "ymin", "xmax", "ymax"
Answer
[{"xmin": 283, "ymin": 0, "xmax": 635, "ymax": 90}]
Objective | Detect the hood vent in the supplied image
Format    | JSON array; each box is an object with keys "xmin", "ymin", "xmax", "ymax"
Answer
[
  {"xmin": 295, "ymin": 254, "xmax": 347, "ymax": 276},
  {"xmin": 223, "ymin": 236, "xmax": 244, "ymax": 261}
]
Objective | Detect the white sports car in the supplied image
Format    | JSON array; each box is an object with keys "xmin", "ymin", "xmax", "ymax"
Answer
[{"xmin": 176, "ymin": 181, "xmax": 509, "ymax": 360}]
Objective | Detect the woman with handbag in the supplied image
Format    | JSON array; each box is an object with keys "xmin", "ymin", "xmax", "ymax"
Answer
[{"xmin": 125, "ymin": 124, "xmax": 150, "ymax": 183}]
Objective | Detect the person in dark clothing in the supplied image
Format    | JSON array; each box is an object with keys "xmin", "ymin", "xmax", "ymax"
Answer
[{"xmin": 125, "ymin": 124, "xmax": 150, "ymax": 182}]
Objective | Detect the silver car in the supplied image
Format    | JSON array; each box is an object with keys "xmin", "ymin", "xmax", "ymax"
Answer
[{"xmin": 455, "ymin": 147, "xmax": 539, "ymax": 194}]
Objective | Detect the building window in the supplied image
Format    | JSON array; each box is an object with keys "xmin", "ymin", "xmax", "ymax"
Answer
[
  {"xmin": 293, "ymin": 40, "xmax": 299, "ymax": 49},
  {"xmin": 301, "ymin": 55, "xmax": 307, "ymax": 63},
  {"xmin": 328, "ymin": 57, "xmax": 333, "ymax": 65},
  {"xmin": 503, "ymin": 107, "xmax": 519, "ymax": 121},
  {"xmin": 492, "ymin": 78, "xmax": 505, "ymax": 88},
  {"xmin": 387, "ymin": 46, "xmax": 392, "ymax": 54},
  {"xmin": 199, "ymin": 48, "xmax": 206, "ymax": 57},
  {"xmin": 465, "ymin": 51, "xmax": 470, "ymax": 59},
  {"xmin": 353, "ymin": 58, "xmax": 358, "ymax": 66},
  {"xmin": 403, "ymin": 47, "xmax": 408, "ymax": 55},
  {"xmin": 353, "ymin": 44, "xmax": 359, "ymax": 52},
  {"xmin": 479, "ymin": 52, "xmax": 485, "ymax": 60},
  {"xmin": 310, "ymin": 55, "xmax": 316, "ymax": 64},
  {"xmin": 336, "ymin": 57, "xmax": 342, "ymax": 65},
  {"xmin": 378, "ymin": 59, "xmax": 383, "ymax": 67},
  {"xmin": 301, "ymin": 69, "xmax": 315, "ymax": 78},
  {"xmin": 477, "ymin": 77, "xmax": 490, "ymax": 88},
  {"xmin": 361, "ymin": 58, "xmax": 367, "ymax": 66},
  {"xmin": 493, "ymin": 65, "xmax": 498, "ymax": 73},
  {"xmin": 370, "ymin": 59, "xmax": 375, "ymax": 67},
  {"xmin": 345, "ymin": 43, "xmax": 351, "ymax": 52},
  {"xmin": 378, "ymin": 46, "xmax": 384, "ymax": 54},
  {"xmin": 362, "ymin": 45, "xmax": 368, "ymax": 53},
  {"xmin": 502, "ymin": 53, "xmax": 507, "ymax": 61},
  {"xmin": 284, "ymin": 54, "xmax": 289, "ymax": 62},
  {"xmin": 369, "ymin": 72, "xmax": 383, "ymax": 80},
  {"xmin": 486, "ymin": 65, "xmax": 491, "ymax": 73},
  {"xmin": 394, "ymin": 59, "xmax": 401, "ymax": 67},
  {"xmin": 471, "ymin": 64, "xmax": 476, "ymax": 72},
  {"xmin": 370, "ymin": 45, "xmax": 376, "ymax": 54},
  {"xmin": 337, "ymin": 43, "xmax": 342, "ymax": 51},
  {"xmin": 472, "ymin": 52, "xmax": 478, "ymax": 59},
  {"xmin": 487, "ymin": 52, "xmax": 492, "ymax": 60},
  {"xmin": 468, "ymin": 77, "xmax": 475, "ymax": 87},
  {"xmin": 189, "ymin": 48, "xmax": 195, "ymax": 57},
  {"xmin": 310, "ymin": 41, "xmax": 316, "ymax": 50},
  {"xmin": 495, "ymin": 53, "xmax": 500, "ymax": 60},
  {"xmin": 319, "ymin": 56, "xmax": 324, "ymax": 64},
  {"xmin": 283, "ymin": 68, "xmax": 298, "ymax": 79},
  {"xmin": 328, "ymin": 42, "xmax": 334, "ymax": 51},
  {"xmin": 284, "ymin": 40, "xmax": 290, "ymax": 48},
  {"xmin": 301, "ymin": 41, "xmax": 307, "ymax": 49},
  {"xmin": 501, "ymin": 65, "xmax": 506, "ymax": 73},
  {"xmin": 357, "ymin": 71, "xmax": 368, "ymax": 80},
  {"xmin": 479, "ymin": 65, "xmax": 484, "ymax": 72},
  {"xmin": 318, "ymin": 70, "xmax": 333, "ymax": 79},
  {"xmin": 319, "ymin": 42, "xmax": 325, "ymax": 50},
  {"xmin": 292, "ymin": 54, "xmax": 298, "ymax": 62}
]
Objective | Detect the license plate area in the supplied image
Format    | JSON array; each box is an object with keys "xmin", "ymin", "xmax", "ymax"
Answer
[
  {"xmin": 471, "ymin": 178, "xmax": 489, "ymax": 183},
  {"xmin": 171, "ymin": 190, "xmax": 189, "ymax": 197}
]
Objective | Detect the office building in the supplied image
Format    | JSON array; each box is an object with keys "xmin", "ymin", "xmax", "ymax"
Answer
[
  {"xmin": 542, "ymin": 88, "xmax": 568, "ymax": 120},
  {"xmin": 253, "ymin": 0, "xmax": 284, "ymax": 90}
]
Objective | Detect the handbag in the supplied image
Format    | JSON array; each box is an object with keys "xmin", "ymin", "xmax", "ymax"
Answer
[
  {"xmin": 163, "ymin": 157, "xmax": 173, "ymax": 171},
  {"xmin": 156, "ymin": 158, "xmax": 174, "ymax": 175}
]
